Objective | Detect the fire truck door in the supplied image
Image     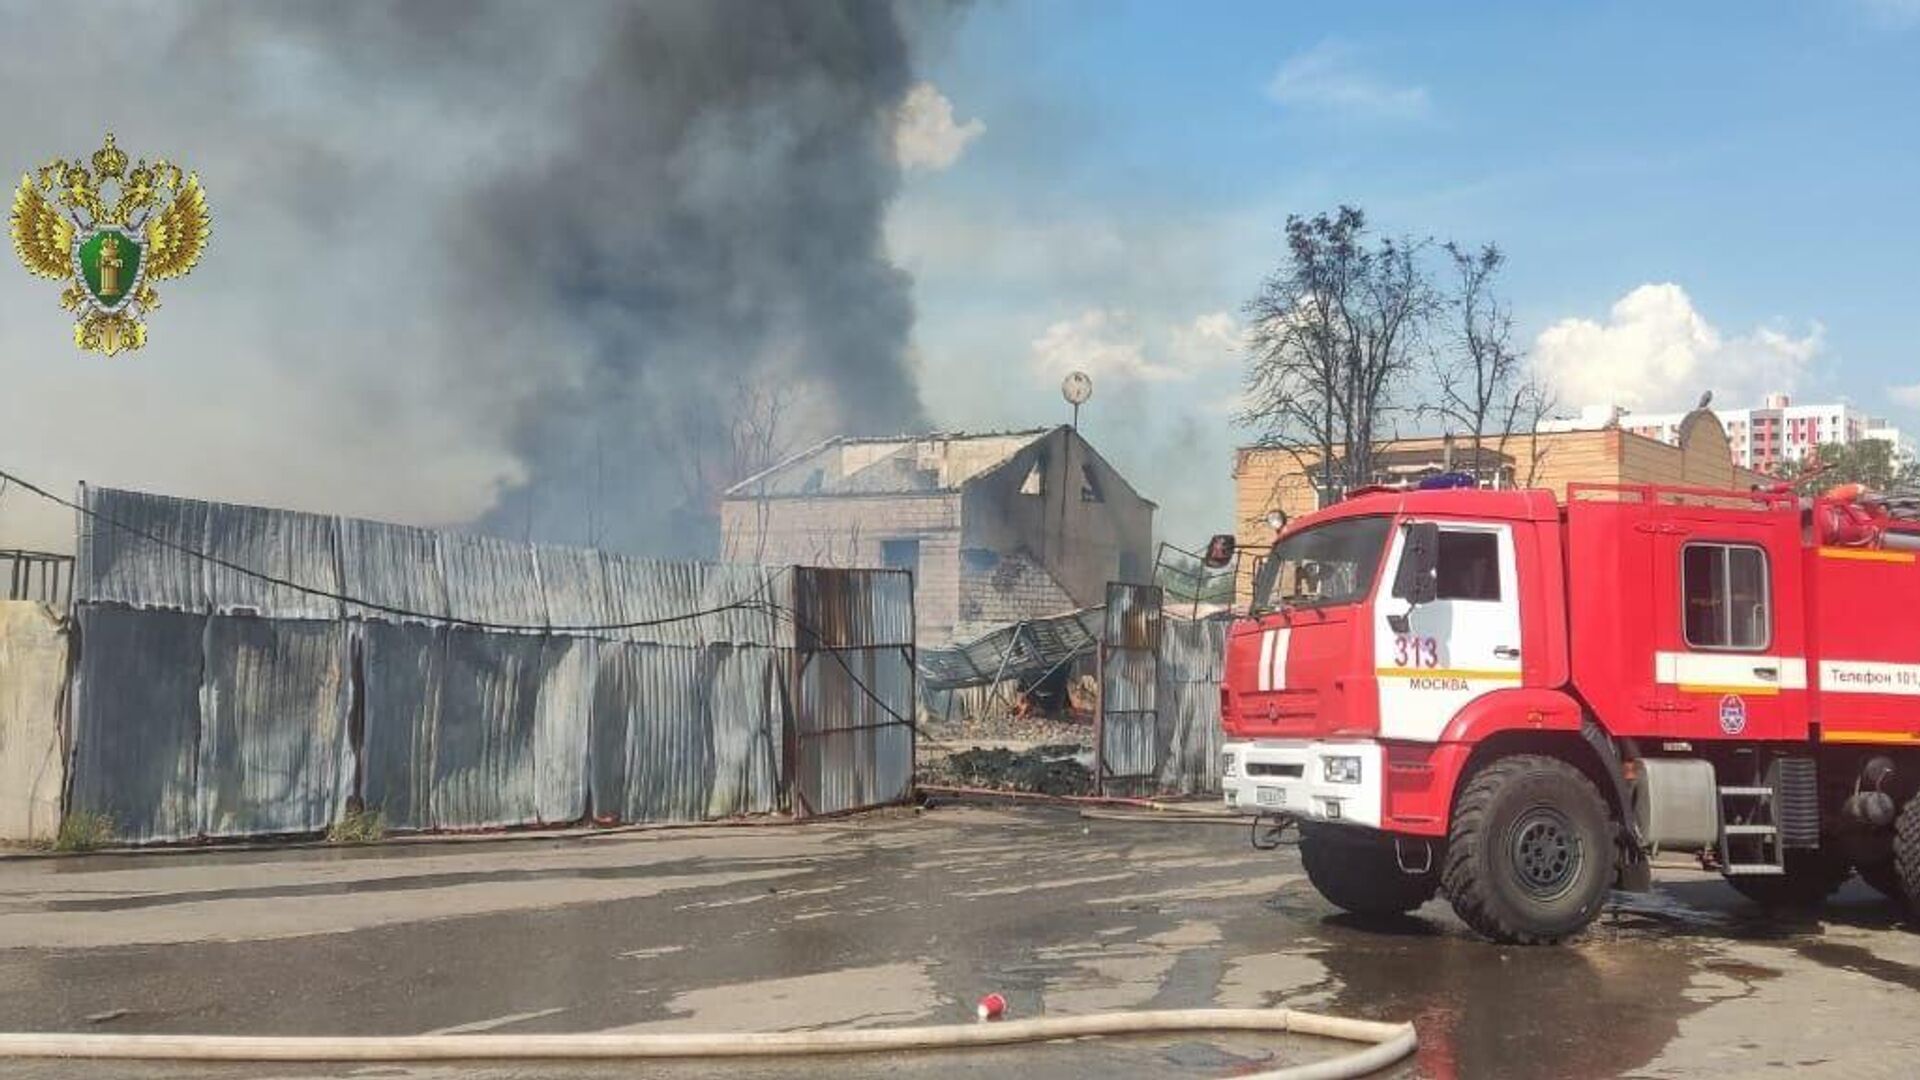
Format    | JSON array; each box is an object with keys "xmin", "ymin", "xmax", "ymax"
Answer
[
  {"xmin": 1653, "ymin": 527, "xmax": 1807, "ymax": 742},
  {"xmin": 1375, "ymin": 521, "xmax": 1524, "ymax": 742}
]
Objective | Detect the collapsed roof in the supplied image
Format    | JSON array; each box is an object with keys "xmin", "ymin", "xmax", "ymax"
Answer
[{"xmin": 725, "ymin": 429, "xmax": 1055, "ymax": 499}]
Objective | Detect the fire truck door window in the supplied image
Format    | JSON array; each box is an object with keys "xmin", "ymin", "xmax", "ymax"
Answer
[
  {"xmin": 1435, "ymin": 531, "xmax": 1500, "ymax": 601},
  {"xmin": 1250, "ymin": 516, "xmax": 1391, "ymax": 612},
  {"xmin": 1681, "ymin": 543, "xmax": 1770, "ymax": 650}
]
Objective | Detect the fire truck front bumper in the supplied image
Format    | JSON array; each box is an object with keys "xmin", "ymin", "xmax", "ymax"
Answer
[{"xmin": 1221, "ymin": 739, "xmax": 1383, "ymax": 829}]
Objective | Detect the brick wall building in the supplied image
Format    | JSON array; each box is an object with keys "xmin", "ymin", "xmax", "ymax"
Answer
[
  {"xmin": 1231, "ymin": 410, "xmax": 1767, "ymax": 603},
  {"xmin": 722, "ymin": 427, "xmax": 1155, "ymax": 644}
]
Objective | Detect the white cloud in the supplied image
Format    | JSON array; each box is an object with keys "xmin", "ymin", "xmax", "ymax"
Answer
[
  {"xmin": 1530, "ymin": 283, "xmax": 1823, "ymax": 413},
  {"xmin": 894, "ymin": 82, "xmax": 984, "ymax": 171},
  {"xmin": 1168, "ymin": 311, "xmax": 1244, "ymax": 373},
  {"xmin": 1030, "ymin": 309, "xmax": 1242, "ymax": 385},
  {"xmin": 1267, "ymin": 41, "xmax": 1431, "ymax": 120},
  {"xmin": 1033, "ymin": 310, "xmax": 1180, "ymax": 383},
  {"xmin": 1891, "ymin": 383, "xmax": 1920, "ymax": 409}
]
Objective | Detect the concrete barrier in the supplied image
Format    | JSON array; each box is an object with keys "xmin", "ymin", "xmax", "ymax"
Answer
[{"xmin": 0, "ymin": 601, "xmax": 67, "ymax": 844}]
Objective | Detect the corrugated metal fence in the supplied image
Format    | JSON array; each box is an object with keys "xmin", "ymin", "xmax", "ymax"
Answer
[
  {"xmin": 65, "ymin": 486, "xmax": 914, "ymax": 844},
  {"xmin": 1095, "ymin": 582, "xmax": 1227, "ymax": 797}
]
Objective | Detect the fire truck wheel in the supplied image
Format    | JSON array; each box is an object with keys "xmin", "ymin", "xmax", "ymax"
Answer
[
  {"xmin": 1894, "ymin": 794, "xmax": 1920, "ymax": 912},
  {"xmin": 1723, "ymin": 850, "xmax": 1851, "ymax": 909},
  {"xmin": 1298, "ymin": 826, "xmax": 1439, "ymax": 917},
  {"xmin": 1442, "ymin": 754, "xmax": 1614, "ymax": 945}
]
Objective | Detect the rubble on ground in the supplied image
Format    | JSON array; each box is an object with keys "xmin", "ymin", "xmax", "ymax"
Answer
[{"xmin": 921, "ymin": 744, "xmax": 1094, "ymax": 797}]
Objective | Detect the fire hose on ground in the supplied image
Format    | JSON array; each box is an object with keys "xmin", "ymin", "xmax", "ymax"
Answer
[{"xmin": 0, "ymin": 1007, "xmax": 1417, "ymax": 1079}]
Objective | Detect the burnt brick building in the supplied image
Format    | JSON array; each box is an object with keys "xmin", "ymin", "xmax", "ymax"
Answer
[{"xmin": 721, "ymin": 427, "xmax": 1155, "ymax": 644}]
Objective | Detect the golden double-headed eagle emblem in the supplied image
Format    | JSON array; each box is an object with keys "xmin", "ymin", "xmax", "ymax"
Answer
[{"xmin": 9, "ymin": 134, "xmax": 211, "ymax": 356}]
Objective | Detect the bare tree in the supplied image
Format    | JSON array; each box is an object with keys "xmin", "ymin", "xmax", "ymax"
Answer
[
  {"xmin": 654, "ymin": 381, "xmax": 806, "ymax": 557},
  {"xmin": 1239, "ymin": 207, "xmax": 1438, "ymax": 504},
  {"xmin": 1518, "ymin": 379, "xmax": 1559, "ymax": 488},
  {"xmin": 805, "ymin": 520, "xmax": 863, "ymax": 569},
  {"xmin": 1426, "ymin": 242, "xmax": 1555, "ymax": 486}
]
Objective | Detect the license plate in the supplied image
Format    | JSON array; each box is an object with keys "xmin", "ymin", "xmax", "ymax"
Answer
[{"xmin": 1257, "ymin": 786, "xmax": 1285, "ymax": 807}]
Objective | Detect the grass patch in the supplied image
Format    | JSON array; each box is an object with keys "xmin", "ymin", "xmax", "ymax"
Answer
[
  {"xmin": 52, "ymin": 811, "xmax": 114, "ymax": 853},
  {"xmin": 327, "ymin": 806, "xmax": 386, "ymax": 844}
]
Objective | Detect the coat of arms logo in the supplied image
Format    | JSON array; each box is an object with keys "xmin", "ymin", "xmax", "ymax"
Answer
[{"xmin": 9, "ymin": 133, "xmax": 212, "ymax": 356}]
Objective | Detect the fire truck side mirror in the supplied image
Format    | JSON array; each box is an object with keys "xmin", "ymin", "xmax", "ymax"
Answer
[
  {"xmin": 1202, "ymin": 534, "xmax": 1236, "ymax": 569},
  {"xmin": 1392, "ymin": 521, "xmax": 1440, "ymax": 607}
]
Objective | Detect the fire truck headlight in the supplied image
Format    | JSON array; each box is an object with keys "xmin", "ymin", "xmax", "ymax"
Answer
[
  {"xmin": 1222, "ymin": 751, "xmax": 1238, "ymax": 778},
  {"xmin": 1323, "ymin": 756, "xmax": 1363, "ymax": 784}
]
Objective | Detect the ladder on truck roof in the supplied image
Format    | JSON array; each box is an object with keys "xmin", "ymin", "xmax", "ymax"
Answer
[{"xmin": 1565, "ymin": 482, "xmax": 1798, "ymax": 512}]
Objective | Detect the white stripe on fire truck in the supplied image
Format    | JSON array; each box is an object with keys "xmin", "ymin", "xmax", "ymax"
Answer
[
  {"xmin": 1256, "ymin": 628, "xmax": 1291, "ymax": 692},
  {"xmin": 1653, "ymin": 652, "xmax": 1806, "ymax": 693}
]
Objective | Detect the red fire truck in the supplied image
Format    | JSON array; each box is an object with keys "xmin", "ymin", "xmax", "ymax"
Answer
[{"xmin": 1211, "ymin": 480, "xmax": 1920, "ymax": 943}]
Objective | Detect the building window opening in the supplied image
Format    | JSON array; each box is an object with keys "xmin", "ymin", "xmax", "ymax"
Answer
[
  {"xmin": 1080, "ymin": 465, "xmax": 1105, "ymax": 503},
  {"xmin": 1682, "ymin": 542, "xmax": 1770, "ymax": 650},
  {"xmin": 1020, "ymin": 460, "xmax": 1046, "ymax": 496},
  {"xmin": 882, "ymin": 539, "xmax": 920, "ymax": 576},
  {"xmin": 961, "ymin": 548, "xmax": 1000, "ymax": 574}
]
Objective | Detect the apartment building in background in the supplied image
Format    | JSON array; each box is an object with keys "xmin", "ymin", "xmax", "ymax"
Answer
[{"xmin": 1538, "ymin": 392, "xmax": 1916, "ymax": 472}]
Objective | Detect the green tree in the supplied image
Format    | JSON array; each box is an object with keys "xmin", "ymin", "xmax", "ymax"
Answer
[{"xmin": 1775, "ymin": 440, "xmax": 1918, "ymax": 492}]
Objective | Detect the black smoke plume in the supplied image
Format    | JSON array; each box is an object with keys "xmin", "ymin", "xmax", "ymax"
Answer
[{"xmin": 0, "ymin": 2, "xmax": 929, "ymax": 556}]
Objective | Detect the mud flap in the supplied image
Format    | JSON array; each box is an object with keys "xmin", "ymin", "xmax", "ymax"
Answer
[{"xmin": 1581, "ymin": 719, "xmax": 1653, "ymax": 893}]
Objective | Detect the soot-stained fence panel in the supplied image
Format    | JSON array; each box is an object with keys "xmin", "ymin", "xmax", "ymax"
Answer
[
  {"xmin": 588, "ymin": 643, "xmax": 784, "ymax": 823},
  {"xmin": 1097, "ymin": 583, "xmax": 1164, "ymax": 797},
  {"xmin": 75, "ymin": 488, "xmax": 208, "ymax": 612},
  {"xmin": 532, "ymin": 634, "xmax": 595, "ymax": 825},
  {"xmin": 196, "ymin": 617, "xmax": 353, "ymax": 837},
  {"xmin": 357, "ymin": 621, "xmax": 444, "ymax": 831},
  {"xmin": 202, "ymin": 503, "xmax": 343, "ymax": 620},
  {"xmin": 430, "ymin": 629, "xmax": 551, "ymax": 830},
  {"xmin": 338, "ymin": 520, "xmax": 449, "ymax": 624},
  {"xmin": 789, "ymin": 567, "xmax": 915, "ymax": 817},
  {"xmin": 67, "ymin": 606, "xmax": 208, "ymax": 843},
  {"xmin": 66, "ymin": 485, "xmax": 913, "ymax": 841},
  {"xmin": 705, "ymin": 646, "xmax": 784, "ymax": 817}
]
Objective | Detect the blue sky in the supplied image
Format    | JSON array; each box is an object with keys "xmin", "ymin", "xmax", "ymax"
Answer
[{"xmin": 892, "ymin": 0, "xmax": 1920, "ymax": 538}]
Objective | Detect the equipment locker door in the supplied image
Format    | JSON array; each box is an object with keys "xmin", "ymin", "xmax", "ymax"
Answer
[{"xmin": 1652, "ymin": 520, "xmax": 1809, "ymax": 742}]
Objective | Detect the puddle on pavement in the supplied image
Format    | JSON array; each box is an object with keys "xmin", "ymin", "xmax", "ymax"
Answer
[{"xmin": 1253, "ymin": 881, "xmax": 1709, "ymax": 1080}]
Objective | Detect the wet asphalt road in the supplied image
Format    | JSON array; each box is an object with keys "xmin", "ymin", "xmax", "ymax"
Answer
[{"xmin": 0, "ymin": 803, "xmax": 1917, "ymax": 1079}]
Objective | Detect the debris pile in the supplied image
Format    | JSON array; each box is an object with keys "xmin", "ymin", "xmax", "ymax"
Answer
[{"xmin": 927, "ymin": 745, "xmax": 1094, "ymax": 797}]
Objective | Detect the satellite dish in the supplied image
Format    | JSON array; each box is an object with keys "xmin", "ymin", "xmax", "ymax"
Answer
[{"xmin": 1061, "ymin": 371, "xmax": 1093, "ymax": 406}]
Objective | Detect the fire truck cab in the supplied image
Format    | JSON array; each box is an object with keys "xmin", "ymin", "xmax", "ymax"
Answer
[{"xmin": 1216, "ymin": 481, "xmax": 1920, "ymax": 943}]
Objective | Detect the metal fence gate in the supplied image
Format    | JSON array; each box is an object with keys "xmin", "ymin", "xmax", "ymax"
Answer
[
  {"xmin": 1094, "ymin": 582, "xmax": 1228, "ymax": 797},
  {"xmin": 1096, "ymin": 582, "xmax": 1163, "ymax": 796},
  {"xmin": 788, "ymin": 567, "xmax": 917, "ymax": 816}
]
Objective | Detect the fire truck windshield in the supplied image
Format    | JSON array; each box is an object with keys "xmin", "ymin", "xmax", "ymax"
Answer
[{"xmin": 1250, "ymin": 515, "xmax": 1393, "ymax": 613}]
